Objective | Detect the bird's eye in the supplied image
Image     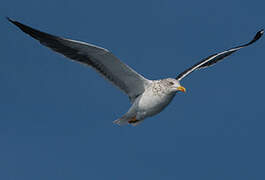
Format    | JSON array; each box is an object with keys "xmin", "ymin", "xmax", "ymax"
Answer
[{"xmin": 169, "ymin": 82, "xmax": 174, "ymax": 85}]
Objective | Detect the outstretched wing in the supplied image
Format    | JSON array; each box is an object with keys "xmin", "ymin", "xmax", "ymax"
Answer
[
  {"xmin": 8, "ymin": 18, "xmax": 151, "ymax": 101},
  {"xmin": 176, "ymin": 29, "xmax": 264, "ymax": 81}
]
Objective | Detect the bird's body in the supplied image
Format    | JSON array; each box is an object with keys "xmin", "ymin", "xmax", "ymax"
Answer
[
  {"xmin": 116, "ymin": 78, "xmax": 179, "ymax": 125},
  {"xmin": 8, "ymin": 18, "xmax": 263, "ymax": 126}
]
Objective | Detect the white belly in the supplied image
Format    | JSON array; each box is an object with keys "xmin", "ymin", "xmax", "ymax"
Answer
[{"xmin": 136, "ymin": 90, "xmax": 176, "ymax": 119}]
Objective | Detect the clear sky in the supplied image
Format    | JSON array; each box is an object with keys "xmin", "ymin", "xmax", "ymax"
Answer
[{"xmin": 1, "ymin": 0, "xmax": 265, "ymax": 179}]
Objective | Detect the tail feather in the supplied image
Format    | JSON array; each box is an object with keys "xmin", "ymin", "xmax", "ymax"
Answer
[
  {"xmin": 113, "ymin": 117, "xmax": 129, "ymax": 126},
  {"xmin": 113, "ymin": 115, "xmax": 142, "ymax": 126}
]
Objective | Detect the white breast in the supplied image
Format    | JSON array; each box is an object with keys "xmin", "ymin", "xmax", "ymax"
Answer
[{"xmin": 136, "ymin": 82, "xmax": 176, "ymax": 119}]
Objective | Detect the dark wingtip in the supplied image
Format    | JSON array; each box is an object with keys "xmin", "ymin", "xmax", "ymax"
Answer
[
  {"xmin": 6, "ymin": 17, "xmax": 18, "ymax": 26},
  {"xmin": 6, "ymin": 17, "xmax": 12, "ymax": 22},
  {"xmin": 254, "ymin": 29, "xmax": 264, "ymax": 41},
  {"xmin": 257, "ymin": 29, "xmax": 264, "ymax": 36},
  {"xmin": 245, "ymin": 29, "xmax": 264, "ymax": 46},
  {"xmin": 259, "ymin": 29, "xmax": 264, "ymax": 37},
  {"xmin": 6, "ymin": 17, "xmax": 14, "ymax": 22}
]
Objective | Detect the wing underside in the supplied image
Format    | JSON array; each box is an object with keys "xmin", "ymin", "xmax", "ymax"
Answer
[
  {"xmin": 176, "ymin": 29, "xmax": 264, "ymax": 81},
  {"xmin": 8, "ymin": 18, "xmax": 151, "ymax": 101}
]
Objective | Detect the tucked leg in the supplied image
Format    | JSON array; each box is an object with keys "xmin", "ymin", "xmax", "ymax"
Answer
[{"xmin": 128, "ymin": 116, "xmax": 140, "ymax": 124}]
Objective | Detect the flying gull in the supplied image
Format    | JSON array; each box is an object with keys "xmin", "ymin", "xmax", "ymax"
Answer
[{"xmin": 7, "ymin": 18, "xmax": 263, "ymax": 126}]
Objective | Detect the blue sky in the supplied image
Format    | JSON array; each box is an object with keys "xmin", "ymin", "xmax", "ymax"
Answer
[{"xmin": 1, "ymin": 0, "xmax": 265, "ymax": 179}]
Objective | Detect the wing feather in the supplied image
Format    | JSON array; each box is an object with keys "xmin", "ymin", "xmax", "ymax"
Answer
[
  {"xmin": 8, "ymin": 18, "xmax": 150, "ymax": 101},
  {"xmin": 176, "ymin": 30, "xmax": 264, "ymax": 81}
]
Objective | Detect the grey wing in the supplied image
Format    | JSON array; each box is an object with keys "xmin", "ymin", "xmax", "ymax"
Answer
[
  {"xmin": 176, "ymin": 29, "xmax": 264, "ymax": 81},
  {"xmin": 8, "ymin": 18, "xmax": 151, "ymax": 101}
]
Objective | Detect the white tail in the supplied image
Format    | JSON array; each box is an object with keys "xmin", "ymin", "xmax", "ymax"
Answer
[
  {"xmin": 113, "ymin": 115, "xmax": 143, "ymax": 126},
  {"xmin": 113, "ymin": 117, "xmax": 129, "ymax": 126}
]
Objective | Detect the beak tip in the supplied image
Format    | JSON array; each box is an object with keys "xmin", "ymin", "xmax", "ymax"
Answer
[{"xmin": 177, "ymin": 86, "xmax": 186, "ymax": 93}]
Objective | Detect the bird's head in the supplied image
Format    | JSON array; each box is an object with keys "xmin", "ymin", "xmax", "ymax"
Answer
[{"xmin": 165, "ymin": 78, "xmax": 186, "ymax": 93}]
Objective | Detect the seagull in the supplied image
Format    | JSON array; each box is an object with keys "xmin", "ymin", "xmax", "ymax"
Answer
[{"xmin": 7, "ymin": 17, "xmax": 263, "ymax": 126}]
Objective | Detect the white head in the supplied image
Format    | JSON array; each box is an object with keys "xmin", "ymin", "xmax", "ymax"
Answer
[{"xmin": 164, "ymin": 78, "xmax": 186, "ymax": 93}]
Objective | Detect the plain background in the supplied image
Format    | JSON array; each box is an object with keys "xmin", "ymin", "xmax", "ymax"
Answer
[{"xmin": 1, "ymin": 0, "xmax": 265, "ymax": 179}]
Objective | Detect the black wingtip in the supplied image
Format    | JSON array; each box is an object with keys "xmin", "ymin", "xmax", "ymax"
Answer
[
  {"xmin": 254, "ymin": 29, "xmax": 264, "ymax": 41},
  {"xmin": 6, "ymin": 17, "xmax": 18, "ymax": 26},
  {"xmin": 6, "ymin": 17, "xmax": 12, "ymax": 22},
  {"xmin": 245, "ymin": 29, "xmax": 264, "ymax": 46},
  {"xmin": 257, "ymin": 29, "xmax": 264, "ymax": 35}
]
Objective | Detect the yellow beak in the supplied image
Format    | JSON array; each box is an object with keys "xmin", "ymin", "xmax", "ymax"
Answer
[{"xmin": 177, "ymin": 86, "xmax": 186, "ymax": 93}]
